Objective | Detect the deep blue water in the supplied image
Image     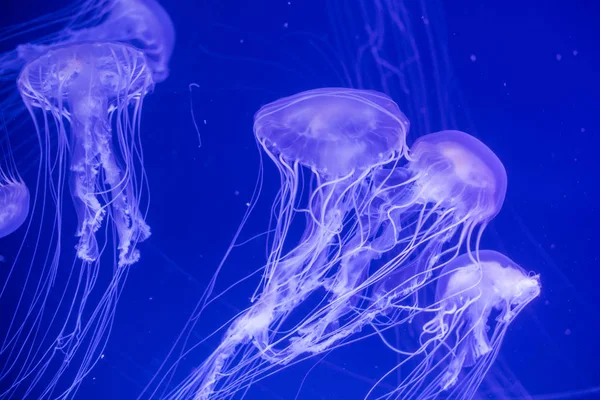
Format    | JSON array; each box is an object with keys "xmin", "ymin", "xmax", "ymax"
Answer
[{"xmin": 1, "ymin": 0, "xmax": 599, "ymax": 399}]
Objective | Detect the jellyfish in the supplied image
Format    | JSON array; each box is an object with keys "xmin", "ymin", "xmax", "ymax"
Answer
[
  {"xmin": 0, "ymin": 41, "xmax": 153, "ymax": 399},
  {"xmin": 19, "ymin": 42, "xmax": 153, "ymax": 264},
  {"xmin": 0, "ymin": 0, "xmax": 174, "ymax": 396},
  {"xmin": 144, "ymin": 87, "xmax": 410, "ymax": 400},
  {"xmin": 376, "ymin": 250, "xmax": 541, "ymax": 400},
  {"xmin": 0, "ymin": 136, "xmax": 29, "ymax": 238}
]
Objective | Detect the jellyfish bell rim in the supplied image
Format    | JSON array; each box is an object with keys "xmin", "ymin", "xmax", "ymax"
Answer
[
  {"xmin": 409, "ymin": 130, "xmax": 508, "ymax": 220},
  {"xmin": 17, "ymin": 40, "xmax": 155, "ymax": 109},
  {"xmin": 253, "ymin": 87, "xmax": 410, "ymax": 178}
]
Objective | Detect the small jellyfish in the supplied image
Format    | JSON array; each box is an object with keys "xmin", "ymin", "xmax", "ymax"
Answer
[
  {"xmin": 389, "ymin": 250, "xmax": 541, "ymax": 400},
  {"xmin": 0, "ymin": 140, "xmax": 29, "ymax": 238}
]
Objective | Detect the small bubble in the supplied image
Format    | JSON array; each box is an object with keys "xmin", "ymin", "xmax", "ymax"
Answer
[
  {"xmin": 581, "ymin": 128, "xmax": 585, "ymax": 133},
  {"xmin": 556, "ymin": 53, "xmax": 562, "ymax": 61},
  {"xmin": 470, "ymin": 54, "xmax": 476, "ymax": 62},
  {"xmin": 240, "ymin": 39, "xmax": 244, "ymax": 44},
  {"xmin": 234, "ymin": 190, "xmax": 240, "ymax": 196},
  {"xmin": 573, "ymin": 50, "xmax": 578, "ymax": 56},
  {"xmin": 283, "ymin": 22, "xmax": 289, "ymax": 28}
]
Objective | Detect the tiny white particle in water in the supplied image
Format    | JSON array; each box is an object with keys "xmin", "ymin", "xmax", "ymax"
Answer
[
  {"xmin": 283, "ymin": 22, "xmax": 288, "ymax": 28},
  {"xmin": 556, "ymin": 53, "xmax": 562, "ymax": 61},
  {"xmin": 100, "ymin": 354, "xmax": 105, "ymax": 359},
  {"xmin": 573, "ymin": 50, "xmax": 578, "ymax": 56},
  {"xmin": 203, "ymin": 120, "xmax": 207, "ymax": 124},
  {"xmin": 240, "ymin": 39, "xmax": 244, "ymax": 44},
  {"xmin": 470, "ymin": 54, "xmax": 476, "ymax": 62},
  {"xmin": 245, "ymin": 202, "xmax": 250, "ymax": 207},
  {"xmin": 234, "ymin": 190, "xmax": 240, "ymax": 196}
]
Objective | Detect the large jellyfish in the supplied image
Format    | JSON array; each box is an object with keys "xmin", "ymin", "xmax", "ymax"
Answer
[
  {"xmin": 0, "ymin": 41, "xmax": 152, "ymax": 400},
  {"xmin": 143, "ymin": 87, "xmax": 410, "ymax": 399},
  {"xmin": 0, "ymin": 0, "xmax": 174, "ymax": 397},
  {"xmin": 19, "ymin": 42, "xmax": 153, "ymax": 265}
]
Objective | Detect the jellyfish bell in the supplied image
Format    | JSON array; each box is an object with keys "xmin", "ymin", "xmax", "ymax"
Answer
[
  {"xmin": 408, "ymin": 130, "xmax": 507, "ymax": 221},
  {"xmin": 254, "ymin": 87, "xmax": 409, "ymax": 178},
  {"xmin": 413, "ymin": 250, "xmax": 541, "ymax": 397},
  {"xmin": 61, "ymin": 0, "xmax": 175, "ymax": 82},
  {"xmin": 13, "ymin": 0, "xmax": 175, "ymax": 83}
]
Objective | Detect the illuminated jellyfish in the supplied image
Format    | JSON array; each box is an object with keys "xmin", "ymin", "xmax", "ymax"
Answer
[
  {"xmin": 150, "ymin": 87, "xmax": 410, "ymax": 400},
  {"xmin": 0, "ymin": 42, "xmax": 152, "ymax": 399},
  {"xmin": 374, "ymin": 250, "xmax": 541, "ymax": 400},
  {"xmin": 0, "ymin": 0, "xmax": 173, "ymax": 397},
  {"xmin": 0, "ymin": 138, "xmax": 29, "ymax": 239},
  {"xmin": 18, "ymin": 42, "xmax": 153, "ymax": 264}
]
